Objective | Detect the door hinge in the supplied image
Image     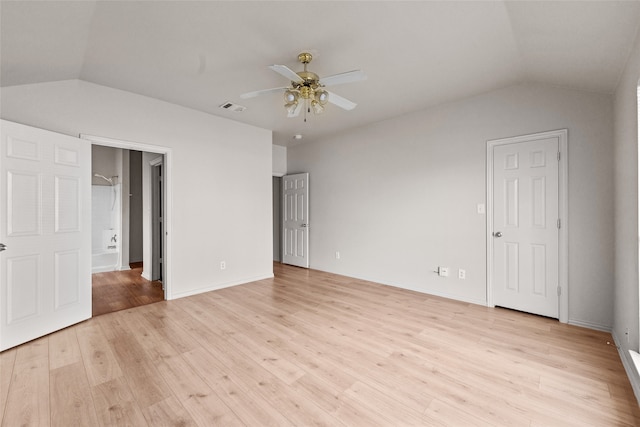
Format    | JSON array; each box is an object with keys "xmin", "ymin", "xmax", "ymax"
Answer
[
  {"xmin": 557, "ymin": 152, "xmax": 561, "ymax": 161},
  {"xmin": 557, "ymin": 286, "xmax": 562, "ymax": 296},
  {"xmin": 557, "ymin": 218, "xmax": 561, "ymax": 229}
]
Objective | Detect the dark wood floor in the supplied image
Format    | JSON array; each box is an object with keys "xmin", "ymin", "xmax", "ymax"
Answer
[{"xmin": 92, "ymin": 265, "xmax": 164, "ymax": 316}]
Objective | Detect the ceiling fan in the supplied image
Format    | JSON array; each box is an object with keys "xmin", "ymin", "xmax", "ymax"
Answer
[{"xmin": 240, "ymin": 52, "xmax": 366, "ymax": 119}]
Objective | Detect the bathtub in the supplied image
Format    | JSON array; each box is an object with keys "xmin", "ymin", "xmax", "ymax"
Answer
[{"xmin": 92, "ymin": 251, "xmax": 119, "ymax": 273}]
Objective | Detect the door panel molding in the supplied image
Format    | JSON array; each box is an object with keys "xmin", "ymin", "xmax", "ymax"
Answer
[
  {"xmin": 486, "ymin": 129, "xmax": 568, "ymax": 323},
  {"xmin": 1, "ymin": 120, "xmax": 91, "ymax": 350},
  {"xmin": 282, "ymin": 173, "xmax": 309, "ymax": 268}
]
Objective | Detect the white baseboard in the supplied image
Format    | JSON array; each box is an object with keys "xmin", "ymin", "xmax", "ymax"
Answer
[
  {"xmin": 168, "ymin": 273, "xmax": 274, "ymax": 300},
  {"xmin": 567, "ymin": 318, "xmax": 612, "ymax": 332},
  {"xmin": 322, "ymin": 269, "xmax": 487, "ymax": 307},
  {"xmin": 612, "ymin": 330, "xmax": 640, "ymax": 406},
  {"xmin": 141, "ymin": 270, "xmax": 151, "ymax": 281}
]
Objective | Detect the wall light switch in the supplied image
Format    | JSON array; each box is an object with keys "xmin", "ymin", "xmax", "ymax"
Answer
[
  {"xmin": 439, "ymin": 267, "xmax": 449, "ymax": 277},
  {"xmin": 477, "ymin": 203, "xmax": 485, "ymax": 214}
]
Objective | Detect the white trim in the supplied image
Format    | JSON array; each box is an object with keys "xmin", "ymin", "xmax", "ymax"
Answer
[
  {"xmin": 613, "ymin": 330, "xmax": 640, "ymax": 405},
  {"xmin": 171, "ymin": 273, "xmax": 275, "ymax": 299},
  {"xmin": 148, "ymin": 155, "xmax": 163, "ymax": 282},
  {"xmin": 325, "ymin": 271, "xmax": 488, "ymax": 307},
  {"xmin": 81, "ymin": 134, "xmax": 173, "ymax": 301},
  {"xmin": 486, "ymin": 129, "xmax": 569, "ymax": 323},
  {"xmin": 567, "ymin": 319, "xmax": 611, "ymax": 332}
]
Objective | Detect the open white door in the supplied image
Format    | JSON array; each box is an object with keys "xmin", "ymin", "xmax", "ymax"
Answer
[
  {"xmin": 1, "ymin": 120, "xmax": 91, "ymax": 351},
  {"xmin": 282, "ymin": 173, "xmax": 309, "ymax": 268}
]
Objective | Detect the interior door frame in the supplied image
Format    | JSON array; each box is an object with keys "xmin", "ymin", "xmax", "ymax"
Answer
[
  {"xmin": 486, "ymin": 129, "xmax": 568, "ymax": 323},
  {"xmin": 150, "ymin": 156, "xmax": 163, "ymax": 282},
  {"xmin": 81, "ymin": 134, "xmax": 172, "ymax": 300}
]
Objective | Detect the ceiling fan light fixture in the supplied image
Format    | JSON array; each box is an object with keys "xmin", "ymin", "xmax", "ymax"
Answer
[
  {"xmin": 241, "ymin": 52, "xmax": 365, "ymax": 120},
  {"xmin": 284, "ymin": 89, "xmax": 299, "ymax": 104},
  {"xmin": 315, "ymin": 89, "xmax": 328, "ymax": 105},
  {"xmin": 285, "ymin": 101, "xmax": 299, "ymax": 115},
  {"xmin": 311, "ymin": 100, "xmax": 325, "ymax": 115}
]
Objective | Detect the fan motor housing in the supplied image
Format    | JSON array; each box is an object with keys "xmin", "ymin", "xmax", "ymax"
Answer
[{"xmin": 296, "ymin": 71, "xmax": 320, "ymax": 85}]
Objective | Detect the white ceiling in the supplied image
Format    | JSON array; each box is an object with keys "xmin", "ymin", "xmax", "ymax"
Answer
[{"xmin": 2, "ymin": 1, "xmax": 639, "ymax": 147}]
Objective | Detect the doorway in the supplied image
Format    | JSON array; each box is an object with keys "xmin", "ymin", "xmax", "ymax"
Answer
[
  {"xmin": 84, "ymin": 134, "xmax": 172, "ymax": 316},
  {"xmin": 486, "ymin": 129, "xmax": 568, "ymax": 322},
  {"xmin": 273, "ymin": 176, "xmax": 282, "ymax": 262}
]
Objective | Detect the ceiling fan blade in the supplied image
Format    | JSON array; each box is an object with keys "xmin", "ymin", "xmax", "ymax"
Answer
[
  {"xmin": 287, "ymin": 102, "xmax": 303, "ymax": 118},
  {"xmin": 320, "ymin": 70, "xmax": 367, "ymax": 87},
  {"xmin": 327, "ymin": 91, "xmax": 357, "ymax": 111},
  {"xmin": 269, "ymin": 64, "xmax": 304, "ymax": 83},
  {"xmin": 240, "ymin": 87, "xmax": 288, "ymax": 99}
]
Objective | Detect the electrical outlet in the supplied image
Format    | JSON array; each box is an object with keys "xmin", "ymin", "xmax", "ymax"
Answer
[
  {"xmin": 458, "ymin": 269, "xmax": 466, "ymax": 279},
  {"xmin": 438, "ymin": 267, "xmax": 449, "ymax": 277},
  {"xmin": 220, "ymin": 261, "xmax": 226, "ymax": 270},
  {"xmin": 335, "ymin": 251, "xmax": 340, "ymax": 259}
]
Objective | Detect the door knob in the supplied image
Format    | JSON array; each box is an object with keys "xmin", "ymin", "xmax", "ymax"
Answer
[
  {"xmin": 493, "ymin": 231, "xmax": 503, "ymax": 238},
  {"xmin": 0, "ymin": 243, "xmax": 6, "ymax": 252},
  {"xmin": 301, "ymin": 224, "xmax": 307, "ymax": 228}
]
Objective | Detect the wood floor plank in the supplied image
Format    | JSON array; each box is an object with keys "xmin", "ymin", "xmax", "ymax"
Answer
[
  {"xmin": 2, "ymin": 339, "xmax": 50, "ymax": 427},
  {"xmin": 343, "ymin": 380, "xmax": 444, "ymax": 426},
  {"xmin": 182, "ymin": 346, "xmax": 294, "ymax": 427},
  {"xmin": 50, "ymin": 362, "xmax": 99, "ymax": 427},
  {"xmin": 2, "ymin": 263, "xmax": 639, "ymax": 426},
  {"xmin": 0, "ymin": 348, "xmax": 16, "ymax": 424},
  {"xmin": 76, "ymin": 321, "xmax": 123, "ymax": 387},
  {"xmin": 154, "ymin": 352, "xmax": 244, "ymax": 426},
  {"xmin": 91, "ymin": 377, "xmax": 148, "ymax": 427},
  {"xmin": 108, "ymin": 332, "xmax": 173, "ymax": 409},
  {"xmin": 141, "ymin": 397, "xmax": 198, "ymax": 427},
  {"xmin": 48, "ymin": 326, "xmax": 81, "ymax": 370}
]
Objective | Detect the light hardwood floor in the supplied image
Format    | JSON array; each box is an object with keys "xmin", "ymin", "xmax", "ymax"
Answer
[{"xmin": 1, "ymin": 263, "xmax": 639, "ymax": 426}]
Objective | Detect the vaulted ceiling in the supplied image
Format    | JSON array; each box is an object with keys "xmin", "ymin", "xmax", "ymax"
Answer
[{"xmin": 2, "ymin": 1, "xmax": 639, "ymax": 146}]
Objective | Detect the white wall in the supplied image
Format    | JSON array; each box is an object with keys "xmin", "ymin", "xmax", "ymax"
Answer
[
  {"xmin": 613, "ymin": 28, "xmax": 640, "ymax": 399},
  {"xmin": 1, "ymin": 79, "xmax": 274, "ymax": 299},
  {"xmin": 272, "ymin": 144, "xmax": 287, "ymax": 176},
  {"xmin": 288, "ymin": 83, "xmax": 614, "ymax": 329}
]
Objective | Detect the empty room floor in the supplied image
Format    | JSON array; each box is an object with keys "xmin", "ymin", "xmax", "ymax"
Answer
[
  {"xmin": 92, "ymin": 264, "xmax": 164, "ymax": 317},
  {"xmin": 1, "ymin": 263, "xmax": 639, "ymax": 426}
]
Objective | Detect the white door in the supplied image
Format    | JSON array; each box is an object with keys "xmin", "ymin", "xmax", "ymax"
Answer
[
  {"xmin": 1, "ymin": 120, "xmax": 91, "ymax": 351},
  {"xmin": 282, "ymin": 173, "xmax": 309, "ymax": 268},
  {"xmin": 491, "ymin": 134, "xmax": 560, "ymax": 318}
]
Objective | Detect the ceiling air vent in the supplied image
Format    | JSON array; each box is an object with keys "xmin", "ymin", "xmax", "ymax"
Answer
[{"xmin": 219, "ymin": 101, "xmax": 246, "ymax": 112}]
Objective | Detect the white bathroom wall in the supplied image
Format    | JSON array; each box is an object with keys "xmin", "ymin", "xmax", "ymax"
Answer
[
  {"xmin": 91, "ymin": 145, "xmax": 119, "ymax": 185},
  {"xmin": 91, "ymin": 184, "xmax": 120, "ymax": 254}
]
